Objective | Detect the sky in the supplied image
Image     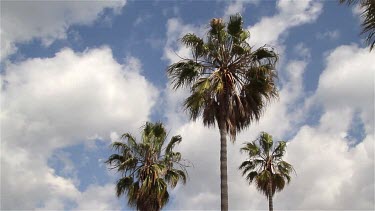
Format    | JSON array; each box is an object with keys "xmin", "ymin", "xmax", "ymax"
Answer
[{"xmin": 0, "ymin": 0, "xmax": 374, "ymax": 210}]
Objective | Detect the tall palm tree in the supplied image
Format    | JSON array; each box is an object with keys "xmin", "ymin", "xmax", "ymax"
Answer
[
  {"xmin": 340, "ymin": 0, "xmax": 375, "ymax": 51},
  {"xmin": 105, "ymin": 122, "xmax": 188, "ymax": 211},
  {"xmin": 239, "ymin": 132, "xmax": 294, "ymax": 211},
  {"xmin": 167, "ymin": 14, "xmax": 279, "ymax": 210}
]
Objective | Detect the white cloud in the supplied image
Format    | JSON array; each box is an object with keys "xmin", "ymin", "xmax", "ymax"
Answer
[
  {"xmin": 75, "ymin": 184, "xmax": 121, "ymax": 210},
  {"xmin": 316, "ymin": 29, "xmax": 340, "ymax": 40},
  {"xmin": 248, "ymin": 0, "xmax": 322, "ymax": 47},
  {"xmin": 314, "ymin": 45, "xmax": 374, "ymax": 134},
  {"xmin": 223, "ymin": 0, "xmax": 259, "ymax": 20},
  {"xmin": 274, "ymin": 45, "xmax": 374, "ymax": 210},
  {"xmin": 0, "ymin": 47, "xmax": 157, "ymax": 209},
  {"xmin": 0, "ymin": 0, "xmax": 126, "ymax": 61},
  {"xmin": 293, "ymin": 42, "xmax": 312, "ymax": 60},
  {"xmin": 163, "ymin": 18, "xmax": 206, "ymax": 64}
]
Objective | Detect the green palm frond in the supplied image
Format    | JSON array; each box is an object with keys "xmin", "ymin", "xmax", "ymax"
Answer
[
  {"xmin": 183, "ymin": 89, "xmax": 206, "ymax": 120},
  {"xmin": 167, "ymin": 60, "xmax": 204, "ymax": 89},
  {"xmin": 116, "ymin": 177, "xmax": 134, "ymax": 197},
  {"xmin": 239, "ymin": 161, "xmax": 256, "ymax": 176},
  {"xmin": 273, "ymin": 174, "xmax": 286, "ymax": 193},
  {"xmin": 166, "ymin": 135, "xmax": 182, "ymax": 154},
  {"xmin": 255, "ymin": 170, "xmax": 272, "ymax": 197},
  {"xmin": 105, "ymin": 154, "xmax": 124, "ymax": 166},
  {"xmin": 245, "ymin": 171, "xmax": 258, "ymax": 183},
  {"xmin": 361, "ymin": 0, "xmax": 375, "ymax": 50},
  {"xmin": 182, "ymin": 33, "xmax": 203, "ymax": 47},
  {"xmin": 259, "ymin": 132, "xmax": 273, "ymax": 154},
  {"xmin": 240, "ymin": 141, "xmax": 260, "ymax": 156},
  {"xmin": 252, "ymin": 47, "xmax": 278, "ymax": 65},
  {"xmin": 167, "ymin": 14, "xmax": 279, "ymax": 139},
  {"xmin": 272, "ymin": 141, "xmax": 287, "ymax": 158},
  {"xmin": 111, "ymin": 141, "xmax": 130, "ymax": 152},
  {"xmin": 239, "ymin": 132, "xmax": 294, "ymax": 201},
  {"xmin": 106, "ymin": 122, "xmax": 189, "ymax": 210},
  {"xmin": 227, "ymin": 13, "xmax": 243, "ymax": 37}
]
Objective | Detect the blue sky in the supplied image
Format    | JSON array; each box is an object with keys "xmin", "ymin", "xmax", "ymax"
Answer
[{"xmin": 1, "ymin": 0, "xmax": 374, "ymax": 210}]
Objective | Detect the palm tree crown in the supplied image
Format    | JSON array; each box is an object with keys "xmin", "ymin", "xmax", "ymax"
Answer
[
  {"xmin": 239, "ymin": 132, "xmax": 294, "ymax": 211},
  {"xmin": 106, "ymin": 122, "xmax": 188, "ymax": 211},
  {"xmin": 340, "ymin": 0, "xmax": 375, "ymax": 51},
  {"xmin": 167, "ymin": 13, "xmax": 279, "ymax": 139},
  {"xmin": 167, "ymin": 14, "xmax": 279, "ymax": 210}
]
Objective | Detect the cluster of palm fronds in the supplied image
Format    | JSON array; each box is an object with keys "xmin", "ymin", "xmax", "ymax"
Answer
[
  {"xmin": 168, "ymin": 14, "xmax": 279, "ymax": 140},
  {"xmin": 239, "ymin": 132, "xmax": 295, "ymax": 211},
  {"xmin": 105, "ymin": 122, "xmax": 188, "ymax": 211}
]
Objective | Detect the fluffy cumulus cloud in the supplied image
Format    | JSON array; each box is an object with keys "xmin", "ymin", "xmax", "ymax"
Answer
[
  {"xmin": 0, "ymin": 0, "xmax": 126, "ymax": 61},
  {"xmin": 275, "ymin": 45, "xmax": 374, "ymax": 210},
  {"xmin": 314, "ymin": 45, "xmax": 374, "ymax": 133},
  {"xmin": 248, "ymin": 0, "xmax": 322, "ymax": 47},
  {"xmin": 0, "ymin": 47, "xmax": 158, "ymax": 209}
]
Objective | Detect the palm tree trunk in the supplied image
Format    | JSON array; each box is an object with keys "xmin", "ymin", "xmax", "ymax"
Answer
[
  {"xmin": 219, "ymin": 119, "xmax": 228, "ymax": 211},
  {"xmin": 268, "ymin": 181, "xmax": 273, "ymax": 211}
]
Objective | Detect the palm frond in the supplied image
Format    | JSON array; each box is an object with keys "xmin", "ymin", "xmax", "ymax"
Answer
[
  {"xmin": 272, "ymin": 141, "xmax": 287, "ymax": 158},
  {"xmin": 167, "ymin": 60, "xmax": 203, "ymax": 89},
  {"xmin": 239, "ymin": 131, "xmax": 294, "ymax": 201},
  {"xmin": 227, "ymin": 13, "xmax": 243, "ymax": 37},
  {"xmin": 240, "ymin": 141, "xmax": 260, "ymax": 157},
  {"xmin": 166, "ymin": 135, "xmax": 182, "ymax": 154},
  {"xmin": 116, "ymin": 177, "xmax": 134, "ymax": 197},
  {"xmin": 259, "ymin": 132, "xmax": 273, "ymax": 154},
  {"xmin": 106, "ymin": 122, "xmax": 189, "ymax": 210},
  {"xmin": 183, "ymin": 89, "xmax": 206, "ymax": 120}
]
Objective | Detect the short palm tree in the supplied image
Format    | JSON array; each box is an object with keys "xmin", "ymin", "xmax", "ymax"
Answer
[
  {"xmin": 340, "ymin": 0, "xmax": 375, "ymax": 51},
  {"xmin": 239, "ymin": 132, "xmax": 294, "ymax": 211},
  {"xmin": 105, "ymin": 122, "xmax": 188, "ymax": 211},
  {"xmin": 167, "ymin": 14, "xmax": 279, "ymax": 210}
]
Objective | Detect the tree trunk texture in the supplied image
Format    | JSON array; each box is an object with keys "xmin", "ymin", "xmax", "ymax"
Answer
[
  {"xmin": 219, "ymin": 119, "xmax": 228, "ymax": 211},
  {"xmin": 268, "ymin": 181, "xmax": 273, "ymax": 211}
]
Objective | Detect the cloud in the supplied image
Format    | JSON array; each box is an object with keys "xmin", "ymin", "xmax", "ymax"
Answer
[
  {"xmin": 223, "ymin": 0, "xmax": 259, "ymax": 20},
  {"xmin": 316, "ymin": 30, "xmax": 340, "ymax": 40},
  {"xmin": 248, "ymin": 0, "xmax": 323, "ymax": 47},
  {"xmin": 314, "ymin": 45, "xmax": 374, "ymax": 134},
  {"xmin": 163, "ymin": 18, "xmax": 206, "ymax": 64},
  {"xmin": 0, "ymin": 47, "xmax": 157, "ymax": 209},
  {"xmin": 75, "ymin": 184, "xmax": 121, "ymax": 210},
  {"xmin": 0, "ymin": 0, "xmax": 126, "ymax": 61}
]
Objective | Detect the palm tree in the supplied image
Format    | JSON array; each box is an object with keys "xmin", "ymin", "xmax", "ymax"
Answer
[
  {"xmin": 340, "ymin": 0, "xmax": 375, "ymax": 51},
  {"xmin": 105, "ymin": 122, "xmax": 188, "ymax": 211},
  {"xmin": 167, "ymin": 14, "xmax": 279, "ymax": 210},
  {"xmin": 239, "ymin": 132, "xmax": 294, "ymax": 211}
]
